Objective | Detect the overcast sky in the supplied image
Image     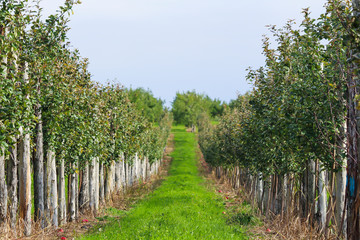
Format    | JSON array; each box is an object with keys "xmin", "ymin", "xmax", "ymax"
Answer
[{"xmin": 39, "ymin": 0, "xmax": 327, "ymax": 107}]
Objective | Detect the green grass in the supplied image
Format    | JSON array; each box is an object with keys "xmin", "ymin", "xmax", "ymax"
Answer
[
  {"xmin": 81, "ymin": 125, "xmax": 247, "ymax": 240},
  {"xmin": 210, "ymin": 120, "xmax": 219, "ymax": 126}
]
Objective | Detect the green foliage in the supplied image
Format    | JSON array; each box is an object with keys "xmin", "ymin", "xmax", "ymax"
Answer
[
  {"xmin": 127, "ymin": 88, "xmax": 165, "ymax": 124},
  {"xmin": 198, "ymin": 1, "xmax": 350, "ymax": 179},
  {"xmin": 171, "ymin": 90, "xmax": 224, "ymax": 127},
  {"xmin": 0, "ymin": 1, "xmax": 171, "ymax": 174}
]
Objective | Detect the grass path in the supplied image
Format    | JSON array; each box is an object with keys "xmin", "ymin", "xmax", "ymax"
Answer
[{"xmin": 81, "ymin": 126, "xmax": 247, "ymax": 240}]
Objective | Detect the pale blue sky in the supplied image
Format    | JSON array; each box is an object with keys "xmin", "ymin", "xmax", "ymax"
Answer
[{"xmin": 40, "ymin": 0, "xmax": 327, "ymax": 107}]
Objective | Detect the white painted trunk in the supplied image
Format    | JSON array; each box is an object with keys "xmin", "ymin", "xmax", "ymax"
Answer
[
  {"xmin": 307, "ymin": 160, "xmax": 316, "ymax": 218},
  {"xmin": 115, "ymin": 160, "xmax": 121, "ymax": 193},
  {"xmin": 89, "ymin": 158, "xmax": 97, "ymax": 214},
  {"xmin": 0, "ymin": 148, "xmax": 7, "ymax": 225},
  {"xmin": 34, "ymin": 119, "xmax": 44, "ymax": 228},
  {"xmin": 146, "ymin": 158, "xmax": 150, "ymax": 180},
  {"xmin": 75, "ymin": 170, "xmax": 79, "ymax": 219},
  {"xmin": 129, "ymin": 163, "xmax": 134, "ymax": 186},
  {"xmin": 336, "ymin": 161, "xmax": 347, "ymax": 235},
  {"xmin": 153, "ymin": 160, "xmax": 157, "ymax": 175},
  {"xmin": 129, "ymin": 160, "xmax": 134, "ymax": 187},
  {"xmin": 257, "ymin": 173, "xmax": 263, "ymax": 211},
  {"xmin": 263, "ymin": 180, "xmax": 270, "ymax": 215},
  {"xmin": 45, "ymin": 149, "xmax": 58, "ymax": 227},
  {"xmin": 111, "ymin": 161, "xmax": 116, "ymax": 192},
  {"xmin": 8, "ymin": 141, "xmax": 18, "ymax": 229},
  {"xmin": 120, "ymin": 154, "xmax": 125, "ymax": 192},
  {"xmin": 0, "ymin": 43, "xmax": 7, "ymax": 226},
  {"xmin": 156, "ymin": 160, "xmax": 159, "ymax": 175},
  {"xmin": 19, "ymin": 62, "xmax": 32, "ymax": 236},
  {"xmin": 58, "ymin": 159, "xmax": 66, "ymax": 225},
  {"xmin": 142, "ymin": 158, "xmax": 147, "ymax": 181},
  {"xmin": 99, "ymin": 163, "xmax": 105, "ymax": 204},
  {"xmin": 282, "ymin": 174, "xmax": 288, "ymax": 215},
  {"xmin": 335, "ymin": 121, "xmax": 347, "ymax": 236},
  {"xmin": 19, "ymin": 131, "xmax": 32, "ymax": 236},
  {"xmin": 105, "ymin": 165, "xmax": 112, "ymax": 201},
  {"xmin": 286, "ymin": 174, "xmax": 293, "ymax": 216},
  {"xmin": 95, "ymin": 159, "xmax": 100, "ymax": 210},
  {"xmin": 318, "ymin": 166, "xmax": 327, "ymax": 230},
  {"xmin": 137, "ymin": 154, "xmax": 141, "ymax": 181},
  {"xmin": 124, "ymin": 161, "xmax": 129, "ymax": 190},
  {"xmin": 79, "ymin": 165, "xmax": 90, "ymax": 212},
  {"xmin": 134, "ymin": 154, "xmax": 138, "ymax": 182},
  {"xmin": 69, "ymin": 167, "xmax": 76, "ymax": 222}
]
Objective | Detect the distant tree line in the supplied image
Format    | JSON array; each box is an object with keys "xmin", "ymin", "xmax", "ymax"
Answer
[
  {"xmin": 171, "ymin": 90, "xmax": 225, "ymax": 129},
  {"xmin": 127, "ymin": 88, "xmax": 167, "ymax": 124}
]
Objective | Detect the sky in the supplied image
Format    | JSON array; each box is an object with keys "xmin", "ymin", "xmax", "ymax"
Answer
[{"xmin": 39, "ymin": 0, "xmax": 327, "ymax": 107}]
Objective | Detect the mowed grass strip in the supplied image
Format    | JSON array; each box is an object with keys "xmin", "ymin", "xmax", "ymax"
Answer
[{"xmin": 81, "ymin": 126, "xmax": 246, "ymax": 240}]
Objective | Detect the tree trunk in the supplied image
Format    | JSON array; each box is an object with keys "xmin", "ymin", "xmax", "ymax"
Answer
[
  {"xmin": 19, "ymin": 129, "xmax": 32, "ymax": 236},
  {"xmin": 257, "ymin": 173, "xmax": 263, "ymax": 211},
  {"xmin": 111, "ymin": 161, "xmax": 115, "ymax": 191},
  {"xmin": 336, "ymin": 162, "xmax": 347, "ymax": 237},
  {"xmin": 0, "ymin": 148, "xmax": 7, "ymax": 226},
  {"xmin": 79, "ymin": 165, "xmax": 89, "ymax": 213},
  {"xmin": 264, "ymin": 178, "xmax": 271, "ymax": 217},
  {"xmin": 75, "ymin": 169, "xmax": 79, "ymax": 220},
  {"xmin": 133, "ymin": 155, "xmax": 137, "ymax": 183},
  {"xmin": 0, "ymin": 26, "xmax": 7, "ymax": 227},
  {"xmin": 286, "ymin": 174, "xmax": 294, "ymax": 218},
  {"xmin": 89, "ymin": 158, "xmax": 99, "ymax": 215},
  {"xmin": 95, "ymin": 159, "xmax": 99, "ymax": 211},
  {"xmin": 142, "ymin": 157, "xmax": 146, "ymax": 181},
  {"xmin": 8, "ymin": 141, "xmax": 18, "ymax": 230},
  {"xmin": 307, "ymin": 160, "xmax": 316, "ymax": 222},
  {"xmin": 7, "ymin": 53, "xmax": 19, "ymax": 231},
  {"xmin": 347, "ymin": 1, "xmax": 360, "ymax": 238},
  {"xmin": 99, "ymin": 163, "xmax": 105, "ymax": 205},
  {"xmin": 281, "ymin": 174, "xmax": 287, "ymax": 218},
  {"xmin": 121, "ymin": 154, "xmax": 125, "ymax": 193},
  {"xmin": 69, "ymin": 166, "xmax": 76, "ymax": 222},
  {"xmin": 129, "ymin": 162, "xmax": 134, "ymax": 187},
  {"xmin": 45, "ymin": 149, "xmax": 58, "ymax": 227},
  {"xmin": 34, "ymin": 115, "xmax": 44, "ymax": 228},
  {"xmin": 318, "ymin": 165, "xmax": 327, "ymax": 231},
  {"xmin": 146, "ymin": 157, "xmax": 149, "ymax": 179},
  {"xmin": 115, "ymin": 160, "xmax": 121, "ymax": 193},
  {"xmin": 57, "ymin": 159, "xmax": 66, "ymax": 225},
  {"xmin": 124, "ymin": 161, "xmax": 129, "ymax": 191},
  {"xmin": 105, "ymin": 164, "xmax": 113, "ymax": 201}
]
